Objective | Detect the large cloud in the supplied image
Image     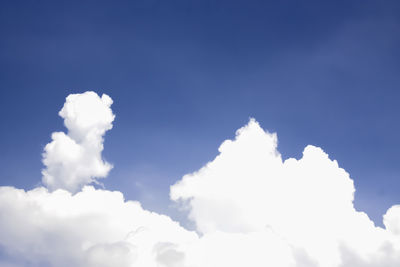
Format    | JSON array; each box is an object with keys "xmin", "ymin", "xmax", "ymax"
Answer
[
  {"xmin": 1, "ymin": 92, "xmax": 400, "ymax": 266},
  {"xmin": 171, "ymin": 119, "xmax": 400, "ymax": 266}
]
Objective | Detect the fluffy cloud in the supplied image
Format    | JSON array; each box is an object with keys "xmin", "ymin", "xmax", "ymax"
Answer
[
  {"xmin": 171, "ymin": 119, "xmax": 400, "ymax": 266},
  {"xmin": 1, "ymin": 92, "xmax": 400, "ymax": 266},
  {"xmin": 0, "ymin": 186, "xmax": 196, "ymax": 267},
  {"xmin": 42, "ymin": 92, "xmax": 114, "ymax": 192},
  {"xmin": 384, "ymin": 206, "xmax": 400, "ymax": 234}
]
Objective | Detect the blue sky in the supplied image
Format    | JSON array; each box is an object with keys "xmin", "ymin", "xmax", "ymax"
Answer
[{"xmin": 1, "ymin": 0, "xmax": 400, "ymax": 227}]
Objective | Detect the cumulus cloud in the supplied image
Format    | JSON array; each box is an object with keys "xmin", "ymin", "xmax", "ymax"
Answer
[
  {"xmin": 171, "ymin": 119, "xmax": 400, "ymax": 266},
  {"xmin": 0, "ymin": 92, "xmax": 400, "ymax": 266},
  {"xmin": 42, "ymin": 91, "xmax": 114, "ymax": 192},
  {"xmin": 0, "ymin": 186, "xmax": 196, "ymax": 267}
]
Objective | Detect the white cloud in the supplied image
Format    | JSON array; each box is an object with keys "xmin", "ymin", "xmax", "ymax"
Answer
[
  {"xmin": 384, "ymin": 205, "xmax": 400, "ymax": 236},
  {"xmin": 0, "ymin": 93, "xmax": 400, "ymax": 266},
  {"xmin": 0, "ymin": 186, "xmax": 197, "ymax": 267},
  {"xmin": 42, "ymin": 91, "xmax": 114, "ymax": 192},
  {"xmin": 170, "ymin": 118, "xmax": 400, "ymax": 266}
]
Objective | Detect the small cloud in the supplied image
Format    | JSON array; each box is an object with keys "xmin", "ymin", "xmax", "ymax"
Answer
[{"xmin": 41, "ymin": 91, "xmax": 115, "ymax": 193}]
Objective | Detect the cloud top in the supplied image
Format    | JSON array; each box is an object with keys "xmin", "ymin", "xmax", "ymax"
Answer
[{"xmin": 42, "ymin": 92, "xmax": 114, "ymax": 192}]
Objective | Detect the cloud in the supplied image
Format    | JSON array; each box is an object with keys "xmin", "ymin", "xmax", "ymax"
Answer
[
  {"xmin": 0, "ymin": 92, "xmax": 400, "ymax": 266},
  {"xmin": 171, "ymin": 118, "xmax": 400, "ymax": 266},
  {"xmin": 0, "ymin": 186, "xmax": 196, "ymax": 267},
  {"xmin": 384, "ymin": 205, "xmax": 400, "ymax": 237},
  {"xmin": 41, "ymin": 91, "xmax": 115, "ymax": 192}
]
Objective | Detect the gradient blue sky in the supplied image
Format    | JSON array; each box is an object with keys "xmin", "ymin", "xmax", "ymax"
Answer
[{"xmin": 1, "ymin": 0, "xmax": 400, "ymax": 226}]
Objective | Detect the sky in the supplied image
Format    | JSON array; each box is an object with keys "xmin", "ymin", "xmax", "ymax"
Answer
[
  {"xmin": 1, "ymin": 1, "xmax": 400, "ymax": 265},
  {"xmin": 2, "ymin": 0, "xmax": 400, "ymax": 224}
]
